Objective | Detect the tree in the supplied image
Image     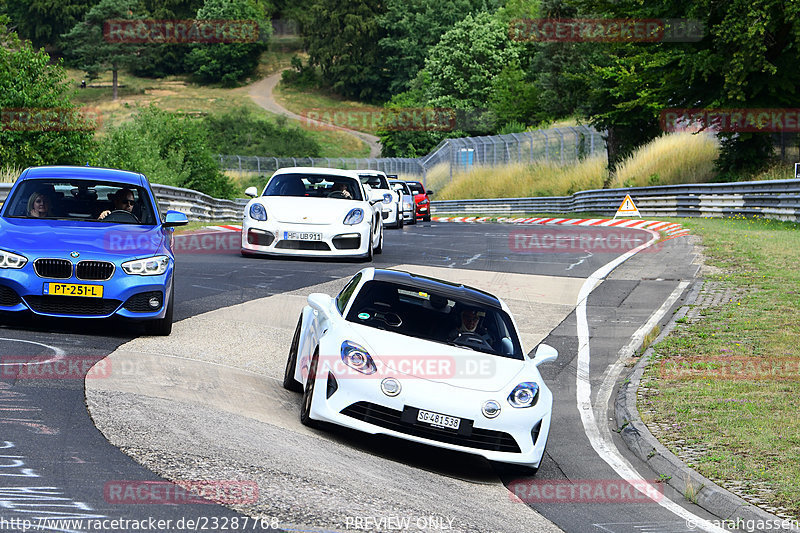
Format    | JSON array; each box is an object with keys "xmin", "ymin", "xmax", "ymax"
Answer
[
  {"xmin": 302, "ymin": 0, "xmax": 387, "ymax": 102},
  {"xmin": 1, "ymin": 0, "xmax": 97, "ymax": 51},
  {"xmin": 61, "ymin": 0, "xmax": 143, "ymax": 100},
  {"xmin": 424, "ymin": 11, "xmax": 523, "ymax": 110},
  {"xmin": 131, "ymin": 0, "xmax": 205, "ymax": 77},
  {"xmin": 184, "ymin": 0, "xmax": 270, "ymax": 86},
  {"xmin": 378, "ymin": 0, "xmax": 487, "ymax": 96},
  {"xmin": 0, "ymin": 16, "xmax": 96, "ymax": 168}
]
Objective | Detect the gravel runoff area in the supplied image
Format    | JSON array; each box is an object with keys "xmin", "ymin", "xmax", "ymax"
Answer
[{"xmin": 86, "ymin": 265, "xmax": 585, "ymax": 532}]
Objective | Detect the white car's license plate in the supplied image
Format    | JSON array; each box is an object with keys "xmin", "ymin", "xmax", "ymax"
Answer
[
  {"xmin": 417, "ymin": 409, "xmax": 460, "ymax": 430},
  {"xmin": 284, "ymin": 231, "xmax": 322, "ymax": 241}
]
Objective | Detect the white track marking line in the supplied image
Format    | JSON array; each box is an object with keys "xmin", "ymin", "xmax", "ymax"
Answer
[
  {"xmin": 0, "ymin": 338, "xmax": 65, "ymax": 366},
  {"xmin": 576, "ymin": 232, "xmax": 727, "ymax": 533}
]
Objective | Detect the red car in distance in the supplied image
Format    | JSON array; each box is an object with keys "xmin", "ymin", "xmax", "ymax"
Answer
[{"xmin": 405, "ymin": 180, "xmax": 434, "ymax": 222}]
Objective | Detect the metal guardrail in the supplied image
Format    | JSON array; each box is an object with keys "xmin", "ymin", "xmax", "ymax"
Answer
[
  {"xmin": 431, "ymin": 179, "xmax": 800, "ymax": 222},
  {"xmin": 0, "ymin": 183, "xmax": 247, "ymax": 222},
  {"xmin": 3, "ymin": 178, "xmax": 800, "ymax": 222}
]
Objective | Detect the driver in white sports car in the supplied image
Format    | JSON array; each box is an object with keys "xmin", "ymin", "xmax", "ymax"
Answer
[{"xmin": 448, "ymin": 308, "xmax": 495, "ymax": 347}]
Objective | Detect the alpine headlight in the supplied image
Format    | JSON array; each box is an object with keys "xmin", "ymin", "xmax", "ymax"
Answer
[
  {"xmin": 343, "ymin": 208, "xmax": 364, "ymax": 225},
  {"xmin": 341, "ymin": 340, "xmax": 377, "ymax": 374},
  {"xmin": 403, "ymin": 202, "xmax": 413, "ymax": 211},
  {"xmin": 249, "ymin": 203, "xmax": 267, "ymax": 221},
  {"xmin": 121, "ymin": 255, "xmax": 169, "ymax": 276},
  {"xmin": 0, "ymin": 250, "xmax": 27, "ymax": 269},
  {"xmin": 508, "ymin": 382, "xmax": 540, "ymax": 408},
  {"xmin": 382, "ymin": 193, "xmax": 393, "ymax": 204}
]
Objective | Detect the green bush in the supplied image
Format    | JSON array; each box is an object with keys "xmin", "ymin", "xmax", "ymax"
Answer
[
  {"xmin": 95, "ymin": 107, "xmax": 236, "ymax": 199},
  {"xmin": 203, "ymin": 106, "xmax": 322, "ymax": 157}
]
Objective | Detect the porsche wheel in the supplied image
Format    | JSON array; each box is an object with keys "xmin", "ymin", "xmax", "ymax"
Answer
[
  {"xmin": 283, "ymin": 314, "xmax": 304, "ymax": 392},
  {"xmin": 300, "ymin": 349, "xmax": 320, "ymax": 428}
]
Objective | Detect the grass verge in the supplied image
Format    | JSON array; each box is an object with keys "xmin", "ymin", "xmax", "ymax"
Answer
[{"xmin": 641, "ymin": 215, "xmax": 800, "ymax": 519}]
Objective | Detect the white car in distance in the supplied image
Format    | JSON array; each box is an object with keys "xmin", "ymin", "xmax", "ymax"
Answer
[
  {"xmin": 283, "ymin": 267, "xmax": 558, "ymax": 473},
  {"xmin": 356, "ymin": 170, "xmax": 403, "ymax": 229},
  {"xmin": 388, "ymin": 178, "xmax": 416, "ymax": 225},
  {"xmin": 242, "ymin": 167, "xmax": 384, "ymax": 261}
]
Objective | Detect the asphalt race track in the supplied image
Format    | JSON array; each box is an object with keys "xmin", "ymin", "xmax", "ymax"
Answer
[{"xmin": 0, "ymin": 221, "xmax": 729, "ymax": 533}]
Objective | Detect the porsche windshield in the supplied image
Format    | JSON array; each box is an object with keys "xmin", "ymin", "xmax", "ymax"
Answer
[
  {"xmin": 2, "ymin": 179, "xmax": 157, "ymax": 225},
  {"xmin": 345, "ymin": 280, "xmax": 524, "ymax": 360},
  {"xmin": 358, "ymin": 174, "xmax": 389, "ymax": 190},
  {"xmin": 262, "ymin": 174, "xmax": 363, "ymax": 201}
]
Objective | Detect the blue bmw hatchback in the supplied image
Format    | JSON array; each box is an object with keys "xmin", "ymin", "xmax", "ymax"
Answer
[{"xmin": 0, "ymin": 166, "xmax": 188, "ymax": 335}]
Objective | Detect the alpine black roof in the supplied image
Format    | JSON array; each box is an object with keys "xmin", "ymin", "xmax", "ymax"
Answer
[{"xmin": 371, "ymin": 269, "xmax": 502, "ymax": 309}]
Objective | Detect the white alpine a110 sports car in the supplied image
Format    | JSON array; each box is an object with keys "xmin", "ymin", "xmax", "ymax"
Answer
[
  {"xmin": 241, "ymin": 167, "xmax": 384, "ymax": 260},
  {"xmin": 283, "ymin": 268, "xmax": 558, "ymax": 472}
]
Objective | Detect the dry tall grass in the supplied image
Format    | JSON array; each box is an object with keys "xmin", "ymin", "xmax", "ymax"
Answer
[
  {"xmin": 610, "ymin": 132, "xmax": 719, "ymax": 188},
  {"xmin": 435, "ymin": 132, "xmax": 721, "ymax": 200},
  {"xmin": 0, "ymin": 167, "xmax": 21, "ymax": 183},
  {"xmin": 436, "ymin": 155, "xmax": 607, "ymax": 200}
]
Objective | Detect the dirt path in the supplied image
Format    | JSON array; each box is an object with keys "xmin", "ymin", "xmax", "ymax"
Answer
[{"xmin": 248, "ymin": 70, "xmax": 382, "ymax": 158}]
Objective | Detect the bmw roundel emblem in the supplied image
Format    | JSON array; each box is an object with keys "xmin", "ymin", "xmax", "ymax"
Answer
[{"xmin": 70, "ymin": 251, "xmax": 80, "ymax": 258}]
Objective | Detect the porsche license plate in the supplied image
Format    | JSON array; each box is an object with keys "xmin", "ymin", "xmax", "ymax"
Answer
[
  {"xmin": 417, "ymin": 409, "xmax": 460, "ymax": 430},
  {"xmin": 45, "ymin": 283, "xmax": 103, "ymax": 298},
  {"xmin": 284, "ymin": 231, "xmax": 322, "ymax": 241}
]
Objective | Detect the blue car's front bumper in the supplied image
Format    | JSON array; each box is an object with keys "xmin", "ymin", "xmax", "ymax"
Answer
[{"xmin": 0, "ymin": 261, "xmax": 173, "ymax": 320}]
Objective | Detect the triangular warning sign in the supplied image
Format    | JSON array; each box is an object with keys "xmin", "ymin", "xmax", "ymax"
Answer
[{"xmin": 614, "ymin": 194, "xmax": 641, "ymax": 219}]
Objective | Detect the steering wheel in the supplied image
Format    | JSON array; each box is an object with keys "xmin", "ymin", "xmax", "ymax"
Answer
[
  {"xmin": 102, "ymin": 210, "xmax": 139, "ymax": 223},
  {"xmin": 452, "ymin": 332, "xmax": 493, "ymax": 351},
  {"xmin": 328, "ymin": 190, "xmax": 348, "ymax": 199}
]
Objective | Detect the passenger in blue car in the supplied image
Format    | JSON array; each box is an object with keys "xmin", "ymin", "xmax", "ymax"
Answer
[{"xmin": 27, "ymin": 192, "xmax": 51, "ymax": 218}]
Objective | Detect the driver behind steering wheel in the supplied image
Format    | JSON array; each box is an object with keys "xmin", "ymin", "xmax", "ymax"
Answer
[
  {"xmin": 98, "ymin": 188, "xmax": 138, "ymax": 221},
  {"xmin": 447, "ymin": 308, "xmax": 494, "ymax": 346}
]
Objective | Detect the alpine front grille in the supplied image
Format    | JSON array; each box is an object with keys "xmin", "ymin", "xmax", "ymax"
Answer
[
  {"xmin": 25, "ymin": 296, "xmax": 120, "ymax": 316},
  {"xmin": 341, "ymin": 401, "xmax": 521, "ymax": 453},
  {"xmin": 76, "ymin": 260, "xmax": 114, "ymax": 281},
  {"xmin": 0, "ymin": 286, "xmax": 21, "ymax": 307},
  {"xmin": 33, "ymin": 259, "xmax": 72, "ymax": 279},
  {"xmin": 275, "ymin": 240, "xmax": 331, "ymax": 251},
  {"xmin": 123, "ymin": 291, "xmax": 163, "ymax": 313}
]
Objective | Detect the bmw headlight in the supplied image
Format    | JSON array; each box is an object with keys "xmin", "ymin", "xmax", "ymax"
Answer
[
  {"xmin": 0, "ymin": 249, "xmax": 27, "ymax": 269},
  {"xmin": 382, "ymin": 193, "xmax": 393, "ymax": 204},
  {"xmin": 341, "ymin": 340, "xmax": 377, "ymax": 374},
  {"xmin": 249, "ymin": 203, "xmax": 267, "ymax": 221},
  {"xmin": 343, "ymin": 208, "xmax": 364, "ymax": 225},
  {"xmin": 507, "ymin": 382, "xmax": 540, "ymax": 408},
  {"xmin": 121, "ymin": 255, "xmax": 169, "ymax": 276}
]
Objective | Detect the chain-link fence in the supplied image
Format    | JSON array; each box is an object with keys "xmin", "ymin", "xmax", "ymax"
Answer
[{"xmin": 217, "ymin": 125, "xmax": 605, "ymax": 184}]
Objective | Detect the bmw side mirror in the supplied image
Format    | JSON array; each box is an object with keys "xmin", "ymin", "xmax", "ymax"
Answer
[
  {"xmin": 163, "ymin": 210, "xmax": 189, "ymax": 227},
  {"xmin": 531, "ymin": 343, "xmax": 558, "ymax": 366}
]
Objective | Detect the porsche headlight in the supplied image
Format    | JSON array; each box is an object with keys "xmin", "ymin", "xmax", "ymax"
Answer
[
  {"xmin": 249, "ymin": 203, "xmax": 267, "ymax": 221},
  {"xmin": 121, "ymin": 255, "xmax": 169, "ymax": 276},
  {"xmin": 341, "ymin": 340, "xmax": 377, "ymax": 374},
  {"xmin": 508, "ymin": 382, "xmax": 540, "ymax": 408},
  {"xmin": 343, "ymin": 208, "xmax": 364, "ymax": 225},
  {"xmin": 382, "ymin": 193, "xmax": 392, "ymax": 204},
  {"xmin": 0, "ymin": 249, "xmax": 27, "ymax": 269}
]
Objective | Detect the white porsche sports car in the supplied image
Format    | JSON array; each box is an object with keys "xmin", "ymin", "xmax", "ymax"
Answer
[
  {"xmin": 283, "ymin": 268, "xmax": 557, "ymax": 472},
  {"xmin": 357, "ymin": 170, "xmax": 402, "ymax": 229},
  {"xmin": 242, "ymin": 167, "xmax": 384, "ymax": 260}
]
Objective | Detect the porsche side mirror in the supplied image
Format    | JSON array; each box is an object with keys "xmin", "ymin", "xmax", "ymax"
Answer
[
  {"xmin": 245, "ymin": 186, "xmax": 258, "ymax": 198},
  {"xmin": 308, "ymin": 293, "xmax": 333, "ymax": 318}
]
